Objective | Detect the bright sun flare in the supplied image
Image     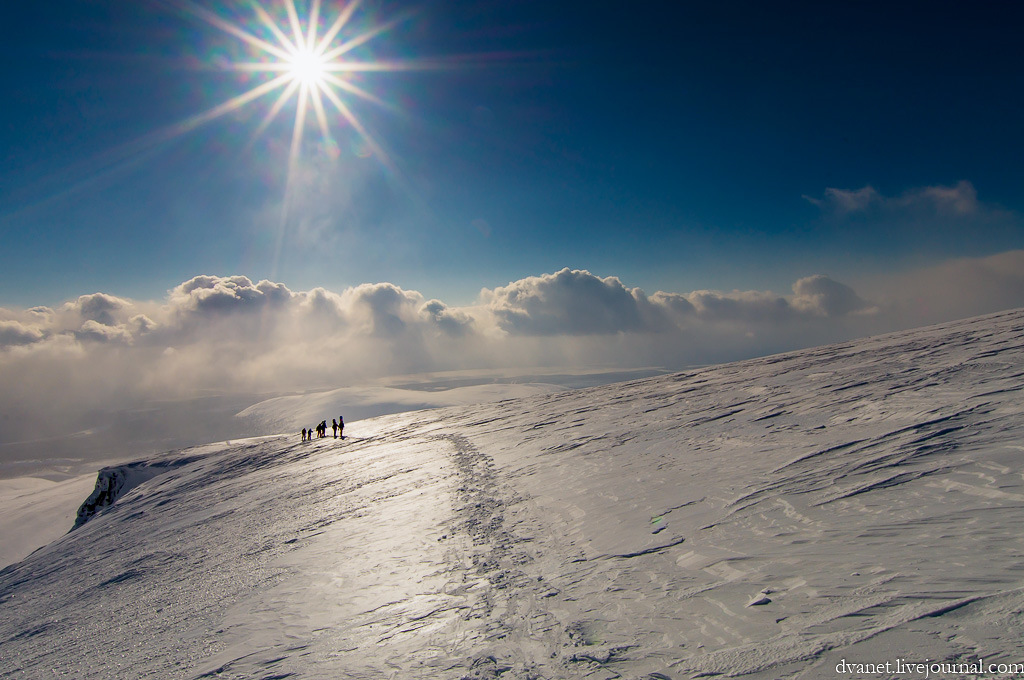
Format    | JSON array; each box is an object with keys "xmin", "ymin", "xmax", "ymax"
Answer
[
  {"xmin": 170, "ymin": 0, "xmax": 418, "ymax": 175},
  {"xmin": 287, "ymin": 48, "xmax": 328, "ymax": 86}
]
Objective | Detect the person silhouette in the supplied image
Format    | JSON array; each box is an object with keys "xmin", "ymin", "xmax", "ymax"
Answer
[
  {"xmin": 332, "ymin": 418, "xmax": 338, "ymax": 438},
  {"xmin": 338, "ymin": 415, "xmax": 344, "ymax": 439},
  {"xmin": 301, "ymin": 427, "xmax": 307, "ymax": 442}
]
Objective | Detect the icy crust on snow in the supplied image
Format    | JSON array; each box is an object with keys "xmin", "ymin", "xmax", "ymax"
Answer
[{"xmin": 3, "ymin": 309, "xmax": 1024, "ymax": 678}]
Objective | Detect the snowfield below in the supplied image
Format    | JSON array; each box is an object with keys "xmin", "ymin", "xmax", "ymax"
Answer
[{"xmin": 3, "ymin": 309, "xmax": 1024, "ymax": 679}]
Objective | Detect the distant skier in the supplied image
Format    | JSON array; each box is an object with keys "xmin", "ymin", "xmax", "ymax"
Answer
[
  {"xmin": 338, "ymin": 415, "xmax": 344, "ymax": 439},
  {"xmin": 301, "ymin": 427, "xmax": 307, "ymax": 442},
  {"xmin": 332, "ymin": 418, "xmax": 338, "ymax": 438}
]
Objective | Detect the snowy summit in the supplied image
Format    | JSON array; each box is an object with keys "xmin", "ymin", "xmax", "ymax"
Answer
[{"xmin": 3, "ymin": 309, "xmax": 1024, "ymax": 678}]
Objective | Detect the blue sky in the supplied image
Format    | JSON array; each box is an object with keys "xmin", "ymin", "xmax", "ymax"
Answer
[
  {"xmin": 2, "ymin": 0, "xmax": 1021, "ymax": 308},
  {"xmin": 4, "ymin": 1, "xmax": 1024, "ymax": 462}
]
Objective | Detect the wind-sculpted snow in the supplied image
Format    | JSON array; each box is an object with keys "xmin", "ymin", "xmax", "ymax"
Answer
[
  {"xmin": 3, "ymin": 309, "xmax": 1024, "ymax": 678},
  {"xmin": 73, "ymin": 456, "xmax": 205, "ymax": 529}
]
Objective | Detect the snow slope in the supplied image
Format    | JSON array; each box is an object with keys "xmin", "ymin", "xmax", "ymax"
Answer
[
  {"xmin": 0, "ymin": 474, "xmax": 97, "ymax": 569},
  {"xmin": 2, "ymin": 309, "xmax": 1024, "ymax": 679},
  {"xmin": 235, "ymin": 382, "xmax": 567, "ymax": 436}
]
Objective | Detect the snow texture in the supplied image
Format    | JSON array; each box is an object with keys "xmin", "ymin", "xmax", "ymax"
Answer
[
  {"xmin": 2, "ymin": 308, "xmax": 1024, "ymax": 678},
  {"xmin": 0, "ymin": 474, "xmax": 96, "ymax": 568}
]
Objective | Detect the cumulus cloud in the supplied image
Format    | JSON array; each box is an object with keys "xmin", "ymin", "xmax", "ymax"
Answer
[
  {"xmin": 682, "ymin": 289, "xmax": 791, "ymax": 323},
  {"xmin": 2, "ymin": 259, "xmax": 1022, "ymax": 453},
  {"xmin": 342, "ymin": 282, "xmax": 422, "ymax": 336},
  {"xmin": 0, "ymin": 320, "xmax": 45, "ymax": 347},
  {"xmin": 72, "ymin": 292, "xmax": 133, "ymax": 326},
  {"xmin": 170, "ymin": 275, "xmax": 292, "ymax": 314},
  {"xmin": 421, "ymin": 299, "xmax": 474, "ymax": 337},
  {"xmin": 791, "ymin": 275, "xmax": 875, "ymax": 317},
  {"xmin": 479, "ymin": 268, "xmax": 875, "ymax": 336},
  {"xmin": 75, "ymin": 320, "xmax": 135, "ymax": 344},
  {"xmin": 482, "ymin": 268, "xmax": 653, "ymax": 335}
]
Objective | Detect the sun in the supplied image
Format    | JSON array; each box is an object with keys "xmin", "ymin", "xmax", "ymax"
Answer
[
  {"xmin": 286, "ymin": 47, "xmax": 329, "ymax": 87},
  {"xmin": 140, "ymin": 0, "xmax": 438, "ymax": 278},
  {"xmin": 167, "ymin": 0, "xmax": 417, "ymax": 176}
]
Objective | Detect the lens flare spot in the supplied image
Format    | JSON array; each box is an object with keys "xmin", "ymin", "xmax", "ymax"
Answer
[{"xmin": 351, "ymin": 138, "xmax": 373, "ymax": 158}]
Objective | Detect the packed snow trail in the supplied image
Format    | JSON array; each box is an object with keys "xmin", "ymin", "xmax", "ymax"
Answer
[{"xmin": 2, "ymin": 308, "xmax": 1024, "ymax": 678}]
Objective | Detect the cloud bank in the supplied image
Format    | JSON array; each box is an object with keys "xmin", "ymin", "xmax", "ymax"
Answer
[{"xmin": 3, "ymin": 253, "xmax": 1024, "ymax": 449}]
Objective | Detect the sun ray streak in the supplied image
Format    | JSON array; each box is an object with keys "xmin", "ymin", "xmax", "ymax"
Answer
[
  {"xmin": 316, "ymin": 0, "xmax": 360, "ymax": 54},
  {"xmin": 228, "ymin": 62, "xmax": 292, "ymax": 73},
  {"xmin": 321, "ymin": 73, "xmax": 394, "ymax": 111},
  {"xmin": 178, "ymin": 73, "xmax": 292, "ymax": 134},
  {"xmin": 319, "ymin": 85, "xmax": 396, "ymax": 175},
  {"xmin": 309, "ymin": 87, "xmax": 332, "ymax": 146},
  {"xmin": 249, "ymin": 0, "xmax": 299, "ymax": 54},
  {"xmin": 306, "ymin": 0, "xmax": 322, "ymax": 52},
  {"xmin": 9, "ymin": 0, "xmax": 461, "ymax": 241},
  {"xmin": 250, "ymin": 79, "xmax": 303, "ymax": 144},
  {"xmin": 320, "ymin": 11, "xmax": 413, "ymax": 62},
  {"xmin": 324, "ymin": 59, "xmax": 449, "ymax": 72},
  {"xmin": 272, "ymin": 80, "xmax": 311, "ymax": 280},
  {"xmin": 288, "ymin": 83, "xmax": 310, "ymax": 174},
  {"xmin": 171, "ymin": 0, "xmax": 293, "ymax": 62},
  {"xmin": 284, "ymin": 0, "xmax": 307, "ymax": 51}
]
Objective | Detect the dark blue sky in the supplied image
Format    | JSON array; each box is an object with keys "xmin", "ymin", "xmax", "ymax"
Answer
[{"xmin": 2, "ymin": 0, "xmax": 1022, "ymax": 306}]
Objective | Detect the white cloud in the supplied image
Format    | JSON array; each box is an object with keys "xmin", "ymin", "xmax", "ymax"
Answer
[
  {"xmin": 2, "ymin": 258, "xmax": 1022, "ymax": 454},
  {"xmin": 909, "ymin": 180, "xmax": 978, "ymax": 216},
  {"xmin": 682, "ymin": 289, "xmax": 792, "ymax": 323},
  {"xmin": 481, "ymin": 268, "xmax": 654, "ymax": 335},
  {"xmin": 75, "ymin": 320, "xmax": 135, "ymax": 344},
  {"xmin": 66, "ymin": 292, "xmax": 131, "ymax": 327},
  {"xmin": 169, "ymin": 275, "xmax": 292, "ymax": 315},
  {"xmin": 805, "ymin": 180, "xmax": 983, "ymax": 217},
  {"xmin": 803, "ymin": 186, "xmax": 881, "ymax": 213},
  {"xmin": 791, "ymin": 275, "xmax": 875, "ymax": 317},
  {"xmin": 0, "ymin": 320, "xmax": 45, "ymax": 347},
  {"xmin": 421, "ymin": 299, "xmax": 474, "ymax": 337},
  {"xmin": 477, "ymin": 268, "xmax": 871, "ymax": 334}
]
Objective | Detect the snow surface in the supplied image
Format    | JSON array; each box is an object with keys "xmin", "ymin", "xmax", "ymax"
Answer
[
  {"xmin": 236, "ymin": 382, "xmax": 568, "ymax": 436},
  {"xmin": 0, "ymin": 370, "xmax": 662, "ymax": 569},
  {"xmin": 0, "ymin": 474, "xmax": 97, "ymax": 568},
  {"xmin": 3, "ymin": 308, "xmax": 1024, "ymax": 678}
]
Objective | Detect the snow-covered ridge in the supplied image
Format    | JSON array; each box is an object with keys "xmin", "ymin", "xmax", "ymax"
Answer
[
  {"xmin": 73, "ymin": 457, "xmax": 202, "ymax": 530},
  {"xmin": 3, "ymin": 308, "xmax": 1024, "ymax": 679}
]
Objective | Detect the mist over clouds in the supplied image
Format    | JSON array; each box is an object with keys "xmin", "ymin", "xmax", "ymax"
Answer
[{"xmin": 2, "ymin": 254, "xmax": 1023, "ymax": 451}]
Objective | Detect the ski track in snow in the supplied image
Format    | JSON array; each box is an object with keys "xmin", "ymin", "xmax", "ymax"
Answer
[{"xmin": 2, "ymin": 309, "xmax": 1024, "ymax": 678}]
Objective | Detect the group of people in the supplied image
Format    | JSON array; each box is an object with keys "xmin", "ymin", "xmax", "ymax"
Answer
[{"xmin": 302, "ymin": 416, "xmax": 344, "ymax": 442}]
